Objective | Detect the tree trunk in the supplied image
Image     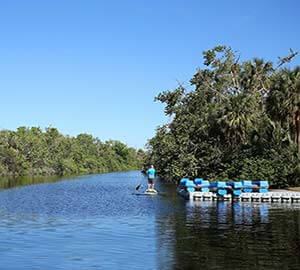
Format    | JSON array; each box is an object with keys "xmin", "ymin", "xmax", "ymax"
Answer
[{"xmin": 296, "ymin": 110, "xmax": 300, "ymax": 152}]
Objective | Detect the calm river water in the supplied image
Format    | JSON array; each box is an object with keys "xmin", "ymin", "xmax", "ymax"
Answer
[{"xmin": 0, "ymin": 171, "xmax": 300, "ymax": 270}]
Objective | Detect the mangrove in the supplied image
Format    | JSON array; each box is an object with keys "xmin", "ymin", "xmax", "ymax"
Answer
[{"xmin": 0, "ymin": 126, "xmax": 145, "ymax": 177}]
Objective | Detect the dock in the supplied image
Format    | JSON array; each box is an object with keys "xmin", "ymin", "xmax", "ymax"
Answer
[{"xmin": 177, "ymin": 189, "xmax": 300, "ymax": 202}]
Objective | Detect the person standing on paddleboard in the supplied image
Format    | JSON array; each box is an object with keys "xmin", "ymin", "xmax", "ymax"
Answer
[{"xmin": 147, "ymin": 165, "xmax": 156, "ymax": 190}]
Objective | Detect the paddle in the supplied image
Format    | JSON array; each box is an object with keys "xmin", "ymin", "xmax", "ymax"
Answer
[{"xmin": 135, "ymin": 183, "xmax": 142, "ymax": 191}]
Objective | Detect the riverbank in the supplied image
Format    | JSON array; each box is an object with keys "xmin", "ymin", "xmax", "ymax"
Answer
[
  {"xmin": 287, "ymin": 187, "xmax": 300, "ymax": 192},
  {"xmin": 268, "ymin": 187, "xmax": 300, "ymax": 192}
]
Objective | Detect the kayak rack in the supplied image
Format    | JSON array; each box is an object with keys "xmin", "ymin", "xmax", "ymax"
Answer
[{"xmin": 177, "ymin": 178, "xmax": 300, "ymax": 203}]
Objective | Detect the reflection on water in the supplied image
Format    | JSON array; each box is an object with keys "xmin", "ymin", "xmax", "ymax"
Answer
[
  {"xmin": 164, "ymin": 200, "xmax": 300, "ymax": 270},
  {"xmin": 0, "ymin": 175, "xmax": 76, "ymax": 190},
  {"xmin": 0, "ymin": 171, "xmax": 300, "ymax": 270}
]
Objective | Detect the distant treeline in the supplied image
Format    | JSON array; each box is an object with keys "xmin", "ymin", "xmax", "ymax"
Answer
[
  {"xmin": 145, "ymin": 46, "xmax": 300, "ymax": 188},
  {"xmin": 0, "ymin": 126, "xmax": 145, "ymax": 177}
]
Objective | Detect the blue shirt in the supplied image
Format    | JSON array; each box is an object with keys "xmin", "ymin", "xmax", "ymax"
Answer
[{"xmin": 147, "ymin": 168, "xmax": 155, "ymax": 179}]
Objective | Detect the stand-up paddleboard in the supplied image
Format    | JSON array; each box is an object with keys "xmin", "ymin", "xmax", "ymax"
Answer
[
  {"xmin": 144, "ymin": 188, "xmax": 158, "ymax": 195},
  {"xmin": 132, "ymin": 189, "xmax": 165, "ymax": 196}
]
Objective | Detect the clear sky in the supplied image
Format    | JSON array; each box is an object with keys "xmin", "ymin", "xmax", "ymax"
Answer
[{"xmin": 0, "ymin": 0, "xmax": 299, "ymax": 149}]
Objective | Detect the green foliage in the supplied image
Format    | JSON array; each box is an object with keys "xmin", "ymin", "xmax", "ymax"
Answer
[
  {"xmin": 0, "ymin": 127, "xmax": 144, "ymax": 177},
  {"xmin": 145, "ymin": 46, "xmax": 300, "ymax": 188}
]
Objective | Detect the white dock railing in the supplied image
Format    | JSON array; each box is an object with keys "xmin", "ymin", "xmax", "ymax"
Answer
[{"xmin": 177, "ymin": 188, "xmax": 300, "ymax": 203}]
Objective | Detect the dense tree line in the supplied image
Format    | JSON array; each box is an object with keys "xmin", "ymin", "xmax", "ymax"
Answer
[
  {"xmin": 0, "ymin": 126, "xmax": 144, "ymax": 177},
  {"xmin": 145, "ymin": 46, "xmax": 300, "ymax": 188}
]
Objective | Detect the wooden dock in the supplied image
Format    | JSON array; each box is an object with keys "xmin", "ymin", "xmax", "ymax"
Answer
[{"xmin": 177, "ymin": 189, "xmax": 300, "ymax": 203}]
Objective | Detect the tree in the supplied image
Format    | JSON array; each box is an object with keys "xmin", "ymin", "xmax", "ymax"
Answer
[
  {"xmin": 145, "ymin": 46, "xmax": 300, "ymax": 187},
  {"xmin": 267, "ymin": 67, "xmax": 300, "ymax": 151},
  {"xmin": 0, "ymin": 127, "xmax": 143, "ymax": 177}
]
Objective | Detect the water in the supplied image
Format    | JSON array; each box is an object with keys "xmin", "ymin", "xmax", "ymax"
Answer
[{"xmin": 0, "ymin": 171, "xmax": 300, "ymax": 270}]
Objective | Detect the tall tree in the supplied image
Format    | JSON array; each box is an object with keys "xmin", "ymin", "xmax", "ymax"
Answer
[{"xmin": 267, "ymin": 67, "xmax": 300, "ymax": 151}]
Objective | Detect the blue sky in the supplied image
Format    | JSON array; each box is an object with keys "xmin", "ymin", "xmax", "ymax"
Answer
[{"xmin": 0, "ymin": 0, "xmax": 299, "ymax": 149}]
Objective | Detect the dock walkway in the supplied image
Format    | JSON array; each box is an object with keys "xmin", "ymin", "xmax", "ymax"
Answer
[{"xmin": 177, "ymin": 189, "xmax": 300, "ymax": 203}]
